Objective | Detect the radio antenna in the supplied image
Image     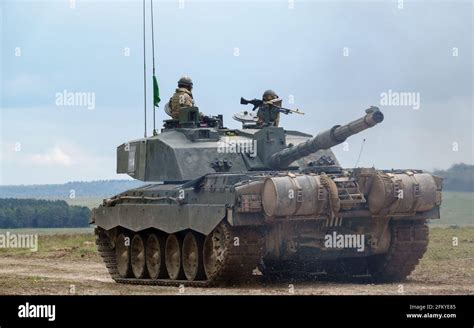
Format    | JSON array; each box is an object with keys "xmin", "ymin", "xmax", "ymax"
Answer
[
  {"xmin": 151, "ymin": 0, "xmax": 158, "ymax": 136},
  {"xmin": 354, "ymin": 138, "xmax": 366, "ymax": 167},
  {"xmin": 142, "ymin": 0, "xmax": 147, "ymax": 138}
]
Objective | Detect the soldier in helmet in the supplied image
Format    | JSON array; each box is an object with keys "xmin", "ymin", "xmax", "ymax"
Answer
[
  {"xmin": 166, "ymin": 76, "xmax": 195, "ymax": 119},
  {"xmin": 257, "ymin": 89, "xmax": 282, "ymax": 127}
]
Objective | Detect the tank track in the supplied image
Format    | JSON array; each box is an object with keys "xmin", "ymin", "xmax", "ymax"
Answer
[
  {"xmin": 368, "ymin": 219, "xmax": 429, "ymax": 282},
  {"xmin": 95, "ymin": 224, "xmax": 264, "ymax": 287},
  {"xmin": 261, "ymin": 220, "xmax": 429, "ymax": 282}
]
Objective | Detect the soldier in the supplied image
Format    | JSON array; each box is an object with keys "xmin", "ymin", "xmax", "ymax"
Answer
[
  {"xmin": 257, "ymin": 89, "xmax": 282, "ymax": 127},
  {"xmin": 166, "ymin": 76, "xmax": 195, "ymax": 119}
]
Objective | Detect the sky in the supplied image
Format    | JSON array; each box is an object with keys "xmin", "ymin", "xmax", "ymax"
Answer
[{"xmin": 1, "ymin": 0, "xmax": 473, "ymax": 185}]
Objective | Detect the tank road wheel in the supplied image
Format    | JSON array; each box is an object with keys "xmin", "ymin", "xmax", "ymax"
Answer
[
  {"xmin": 146, "ymin": 233, "xmax": 167, "ymax": 279},
  {"xmin": 203, "ymin": 224, "xmax": 229, "ymax": 280},
  {"xmin": 131, "ymin": 234, "xmax": 147, "ymax": 279},
  {"xmin": 368, "ymin": 220, "xmax": 429, "ymax": 282},
  {"xmin": 115, "ymin": 233, "xmax": 132, "ymax": 278},
  {"xmin": 165, "ymin": 234, "xmax": 185, "ymax": 280},
  {"xmin": 182, "ymin": 232, "xmax": 205, "ymax": 281}
]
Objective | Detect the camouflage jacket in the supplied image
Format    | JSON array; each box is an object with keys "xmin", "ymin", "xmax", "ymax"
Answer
[
  {"xmin": 167, "ymin": 88, "xmax": 194, "ymax": 119},
  {"xmin": 257, "ymin": 104, "xmax": 280, "ymax": 127}
]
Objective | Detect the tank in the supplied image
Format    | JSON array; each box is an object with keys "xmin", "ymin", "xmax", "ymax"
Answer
[{"xmin": 92, "ymin": 105, "xmax": 442, "ymax": 286}]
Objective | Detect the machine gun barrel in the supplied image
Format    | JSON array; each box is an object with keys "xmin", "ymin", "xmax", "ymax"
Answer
[{"xmin": 268, "ymin": 106, "xmax": 384, "ymax": 169}]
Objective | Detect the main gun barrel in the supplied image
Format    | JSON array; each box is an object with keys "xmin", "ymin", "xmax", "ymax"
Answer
[{"xmin": 268, "ymin": 106, "xmax": 384, "ymax": 169}]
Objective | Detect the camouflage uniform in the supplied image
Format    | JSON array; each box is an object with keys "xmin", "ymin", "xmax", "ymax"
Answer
[
  {"xmin": 257, "ymin": 90, "xmax": 281, "ymax": 127},
  {"xmin": 168, "ymin": 87, "xmax": 195, "ymax": 119}
]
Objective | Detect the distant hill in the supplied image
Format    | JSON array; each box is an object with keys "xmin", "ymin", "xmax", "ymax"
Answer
[
  {"xmin": 0, "ymin": 180, "xmax": 144, "ymax": 199},
  {"xmin": 433, "ymin": 163, "xmax": 474, "ymax": 192}
]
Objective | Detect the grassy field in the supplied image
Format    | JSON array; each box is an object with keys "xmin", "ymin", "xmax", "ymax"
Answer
[
  {"xmin": 66, "ymin": 197, "xmax": 103, "ymax": 209},
  {"xmin": 436, "ymin": 191, "xmax": 473, "ymax": 226},
  {"xmin": 0, "ymin": 232, "xmax": 97, "ymax": 260},
  {"xmin": 419, "ymin": 226, "xmax": 474, "ymax": 282}
]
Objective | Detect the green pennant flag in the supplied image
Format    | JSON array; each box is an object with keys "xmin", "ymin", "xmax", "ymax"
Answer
[{"xmin": 153, "ymin": 75, "xmax": 161, "ymax": 107}]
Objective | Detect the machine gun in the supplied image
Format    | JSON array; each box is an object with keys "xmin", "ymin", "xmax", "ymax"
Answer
[{"xmin": 240, "ymin": 97, "xmax": 304, "ymax": 115}]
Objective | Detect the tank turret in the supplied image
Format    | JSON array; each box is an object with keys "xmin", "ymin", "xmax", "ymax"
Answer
[
  {"xmin": 268, "ymin": 106, "xmax": 384, "ymax": 169},
  {"xmin": 116, "ymin": 106, "xmax": 383, "ymax": 182}
]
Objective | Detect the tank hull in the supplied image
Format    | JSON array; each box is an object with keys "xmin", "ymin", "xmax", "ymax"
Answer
[{"xmin": 92, "ymin": 168, "xmax": 442, "ymax": 286}]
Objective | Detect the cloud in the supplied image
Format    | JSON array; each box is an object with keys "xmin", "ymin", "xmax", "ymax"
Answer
[
  {"xmin": 30, "ymin": 147, "xmax": 74, "ymax": 167},
  {"xmin": 1, "ymin": 139, "xmax": 117, "ymax": 184}
]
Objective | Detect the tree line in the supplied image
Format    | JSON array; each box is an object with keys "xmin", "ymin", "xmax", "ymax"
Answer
[
  {"xmin": 433, "ymin": 163, "xmax": 473, "ymax": 192},
  {"xmin": 0, "ymin": 198, "xmax": 91, "ymax": 228}
]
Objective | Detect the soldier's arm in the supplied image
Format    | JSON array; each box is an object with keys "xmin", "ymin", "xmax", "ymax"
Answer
[{"xmin": 183, "ymin": 94, "xmax": 194, "ymax": 107}]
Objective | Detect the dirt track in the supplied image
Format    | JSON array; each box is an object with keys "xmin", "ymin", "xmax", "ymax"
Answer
[{"xmin": 0, "ymin": 256, "xmax": 472, "ymax": 295}]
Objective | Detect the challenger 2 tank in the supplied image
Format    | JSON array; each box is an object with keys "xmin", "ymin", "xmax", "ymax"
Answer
[{"xmin": 92, "ymin": 105, "xmax": 442, "ymax": 286}]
